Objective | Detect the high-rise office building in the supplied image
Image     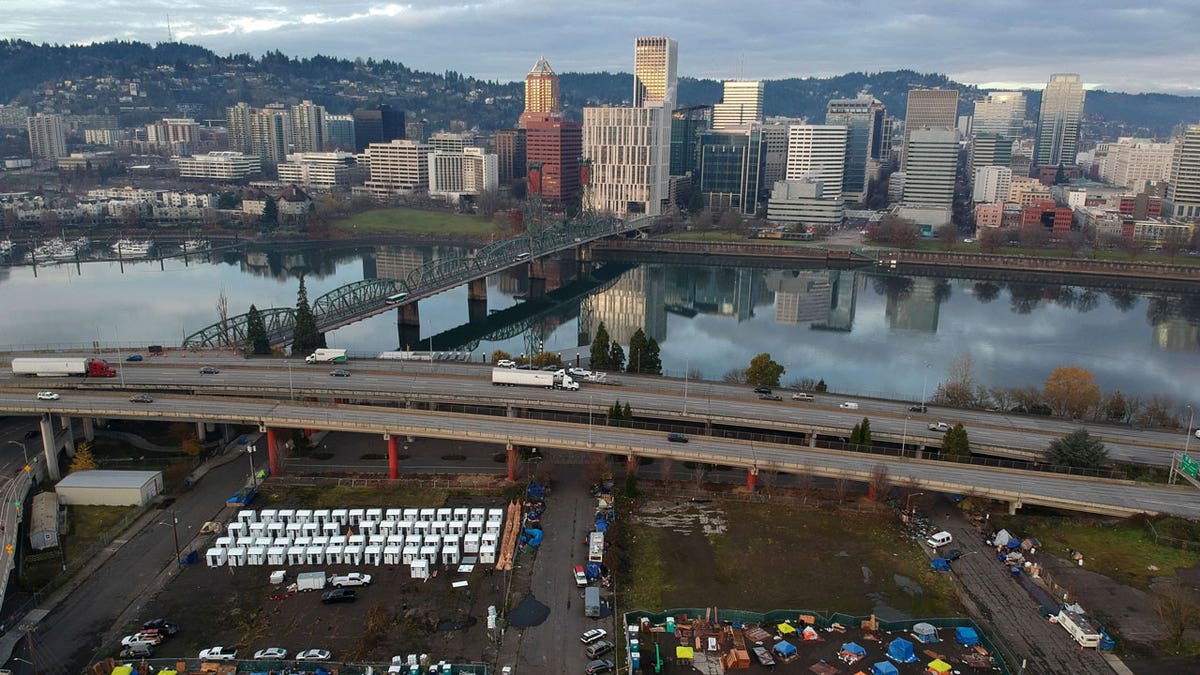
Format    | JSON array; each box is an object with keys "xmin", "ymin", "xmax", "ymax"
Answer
[
  {"xmin": 1169, "ymin": 124, "xmax": 1200, "ymax": 220},
  {"xmin": 669, "ymin": 105, "xmax": 711, "ymax": 176},
  {"xmin": 225, "ymin": 102, "xmax": 254, "ymax": 154},
  {"xmin": 525, "ymin": 117, "xmax": 582, "ymax": 210},
  {"xmin": 519, "ymin": 56, "xmax": 559, "ymax": 128},
  {"xmin": 1100, "ymin": 137, "xmax": 1175, "ymax": 190},
  {"xmin": 428, "ymin": 147, "xmax": 499, "ymax": 199},
  {"xmin": 902, "ymin": 128, "xmax": 959, "ymax": 206},
  {"xmin": 696, "ymin": 126, "xmax": 763, "ymax": 215},
  {"xmin": 972, "ymin": 165, "xmax": 1013, "ymax": 203},
  {"xmin": 494, "ymin": 129, "xmax": 526, "ymax": 185},
  {"xmin": 250, "ymin": 109, "xmax": 291, "ymax": 163},
  {"xmin": 825, "ymin": 97, "xmax": 885, "ymax": 201},
  {"xmin": 583, "ymin": 106, "xmax": 670, "ymax": 216},
  {"xmin": 785, "ymin": 125, "xmax": 849, "ymax": 197},
  {"xmin": 325, "ymin": 114, "xmax": 355, "ymax": 151},
  {"xmin": 970, "ymin": 134, "xmax": 1013, "ymax": 172},
  {"xmin": 759, "ymin": 122, "xmax": 791, "ymax": 186},
  {"xmin": 1035, "ymin": 74, "xmax": 1085, "ymax": 167},
  {"xmin": 363, "ymin": 139, "xmax": 432, "ymax": 198},
  {"xmin": 902, "ymin": 89, "xmax": 958, "ymax": 170},
  {"xmin": 352, "ymin": 105, "xmax": 405, "ymax": 152},
  {"xmin": 712, "ymin": 81, "xmax": 764, "ymax": 130},
  {"xmin": 633, "ymin": 36, "xmax": 678, "ymax": 108},
  {"xmin": 27, "ymin": 113, "xmax": 66, "ymax": 161},
  {"xmin": 290, "ymin": 100, "xmax": 327, "ymax": 153},
  {"xmin": 972, "ymin": 92, "xmax": 1026, "ymax": 140}
]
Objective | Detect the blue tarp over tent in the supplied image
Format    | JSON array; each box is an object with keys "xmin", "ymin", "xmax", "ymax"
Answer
[
  {"xmin": 872, "ymin": 662, "xmax": 900, "ymax": 675},
  {"xmin": 887, "ymin": 637, "xmax": 917, "ymax": 663},
  {"xmin": 841, "ymin": 642, "xmax": 866, "ymax": 656},
  {"xmin": 595, "ymin": 519, "xmax": 609, "ymax": 532},
  {"xmin": 773, "ymin": 640, "xmax": 797, "ymax": 657},
  {"xmin": 956, "ymin": 626, "xmax": 980, "ymax": 646},
  {"xmin": 931, "ymin": 558, "xmax": 950, "ymax": 571}
]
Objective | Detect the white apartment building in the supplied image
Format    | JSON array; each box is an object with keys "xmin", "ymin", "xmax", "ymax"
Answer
[
  {"xmin": 712, "ymin": 81, "xmax": 764, "ymax": 130},
  {"xmin": 27, "ymin": 113, "xmax": 66, "ymax": 162},
  {"xmin": 785, "ymin": 125, "xmax": 848, "ymax": 196},
  {"xmin": 363, "ymin": 140, "xmax": 432, "ymax": 198},
  {"xmin": 250, "ymin": 109, "xmax": 291, "ymax": 163},
  {"xmin": 173, "ymin": 152, "xmax": 262, "ymax": 180},
  {"xmin": 972, "ymin": 165, "xmax": 1013, "ymax": 203},
  {"xmin": 1100, "ymin": 137, "xmax": 1175, "ymax": 190},
  {"xmin": 429, "ymin": 132, "xmax": 475, "ymax": 153},
  {"xmin": 1009, "ymin": 176, "xmax": 1053, "ymax": 205},
  {"xmin": 277, "ymin": 152, "xmax": 356, "ymax": 188},
  {"xmin": 582, "ymin": 106, "xmax": 670, "ymax": 217},
  {"xmin": 290, "ymin": 100, "xmax": 327, "ymax": 153},
  {"xmin": 428, "ymin": 147, "xmax": 498, "ymax": 199}
]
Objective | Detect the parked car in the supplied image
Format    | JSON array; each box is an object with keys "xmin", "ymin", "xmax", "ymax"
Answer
[
  {"xmin": 125, "ymin": 354, "xmax": 143, "ymax": 362},
  {"xmin": 296, "ymin": 649, "xmax": 331, "ymax": 661},
  {"xmin": 253, "ymin": 648, "xmax": 289, "ymax": 660},
  {"xmin": 1194, "ymin": 429, "xmax": 1200, "ymax": 439},
  {"xmin": 330, "ymin": 572, "xmax": 372, "ymax": 587},
  {"xmin": 199, "ymin": 646, "xmax": 238, "ymax": 661},
  {"xmin": 928, "ymin": 421, "xmax": 951, "ymax": 432},
  {"xmin": 121, "ymin": 632, "xmax": 163, "ymax": 647},
  {"xmin": 585, "ymin": 659, "xmax": 614, "ymax": 674},
  {"xmin": 839, "ymin": 401, "xmax": 859, "ymax": 409},
  {"xmin": 329, "ymin": 369, "xmax": 352, "ymax": 377},
  {"xmin": 568, "ymin": 367, "xmax": 593, "ymax": 377},
  {"xmin": 496, "ymin": 359, "xmax": 517, "ymax": 368},
  {"xmin": 129, "ymin": 394, "xmax": 154, "ymax": 403},
  {"xmin": 321, "ymin": 589, "xmax": 357, "ymax": 603},
  {"xmin": 667, "ymin": 432, "xmax": 689, "ymax": 444},
  {"xmin": 580, "ymin": 628, "xmax": 608, "ymax": 644},
  {"xmin": 943, "ymin": 549, "xmax": 963, "ymax": 562},
  {"xmin": 120, "ymin": 643, "xmax": 154, "ymax": 658},
  {"xmin": 199, "ymin": 366, "xmax": 220, "ymax": 374},
  {"xmin": 35, "ymin": 391, "xmax": 60, "ymax": 401},
  {"xmin": 541, "ymin": 364, "xmax": 560, "ymax": 371},
  {"xmin": 758, "ymin": 393, "xmax": 782, "ymax": 401},
  {"xmin": 141, "ymin": 619, "xmax": 178, "ymax": 635},
  {"xmin": 909, "ymin": 403, "xmax": 928, "ymax": 413},
  {"xmin": 585, "ymin": 640, "xmax": 614, "ymax": 659},
  {"xmin": 752, "ymin": 386, "xmax": 772, "ymax": 394}
]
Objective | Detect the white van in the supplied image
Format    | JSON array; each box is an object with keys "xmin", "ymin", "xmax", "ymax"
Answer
[
  {"xmin": 791, "ymin": 393, "xmax": 814, "ymax": 402},
  {"xmin": 839, "ymin": 401, "xmax": 859, "ymax": 410},
  {"xmin": 926, "ymin": 531, "xmax": 953, "ymax": 548}
]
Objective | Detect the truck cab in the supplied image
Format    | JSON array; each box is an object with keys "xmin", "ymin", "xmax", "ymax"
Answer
[{"xmin": 573, "ymin": 565, "xmax": 588, "ymax": 587}]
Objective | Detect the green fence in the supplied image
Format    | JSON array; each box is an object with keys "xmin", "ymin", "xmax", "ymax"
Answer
[
  {"xmin": 124, "ymin": 659, "xmax": 488, "ymax": 675},
  {"xmin": 622, "ymin": 608, "xmax": 1010, "ymax": 675}
]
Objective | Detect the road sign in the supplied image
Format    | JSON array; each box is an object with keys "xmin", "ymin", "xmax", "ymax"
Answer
[{"xmin": 1182, "ymin": 454, "xmax": 1199, "ymax": 478}]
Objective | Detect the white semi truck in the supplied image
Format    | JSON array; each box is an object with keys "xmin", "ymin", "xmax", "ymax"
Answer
[
  {"xmin": 305, "ymin": 348, "xmax": 347, "ymax": 364},
  {"xmin": 491, "ymin": 368, "xmax": 579, "ymax": 390}
]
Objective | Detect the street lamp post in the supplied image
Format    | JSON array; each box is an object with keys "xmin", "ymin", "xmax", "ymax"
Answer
[
  {"xmin": 287, "ymin": 362, "xmax": 294, "ymax": 401},
  {"xmin": 905, "ymin": 492, "xmax": 925, "ymax": 512},
  {"xmin": 901, "ymin": 416, "xmax": 910, "ymax": 455},
  {"xmin": 247, "ymin": 445, "xmax": 257, "ymax": 486},
  {"xmin": 6, "ymin": 441, "xmax": 28, "ymax": 464},
  {"xmin": 683, "ymin": 357, "xmax": 689, "ymax": 415},
  {"xmin": 920, "ymin": 362, "xmax": 931, "ymax": 408},
  {"xmin": 588, "ymin": 395, "xmax": 594, "ymax": 446},
  {"xmin": 161, "ymin": 510, "xmax": 182, "ymax": 566},
  {"xmin": 1186, "ymin": 405, "xmax": 1196, "ymax": 456}
]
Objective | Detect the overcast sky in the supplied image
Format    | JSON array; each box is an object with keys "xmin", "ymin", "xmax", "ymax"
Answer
[{"xmin": 8, "ymin": 0, "xmax": 1200, "ymax": 94}]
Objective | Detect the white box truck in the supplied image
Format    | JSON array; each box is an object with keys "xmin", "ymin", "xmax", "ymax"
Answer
[
  {"xmin": 305, "ymin": 348, "xmax": 347, "ymax": 364},
  {"xmin": 296, "ymin": 571, "xmax": 327, "ymax": 591},
  {"xmin": 491, "ymin": 368, "xmax": 579, "ymax": 390}
]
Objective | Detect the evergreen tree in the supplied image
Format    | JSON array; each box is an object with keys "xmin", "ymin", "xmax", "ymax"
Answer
[
  {"xmin": 607, "ymin": 400, "xmax": 623, "ymax": 426},
  {"xmin": 942, "ymin": 423, "xmax": 971, "ymax": 459},
  {"xmin": 849, "ymin": 422, "xmax": 862, "ymax": 446},
  {"xmin": 644, "ymin": 337, "xmax": 662, "ymax": 375},
  {"xmin": 815, "ymin": 379, "xmax": 828, "ymax": 392},
  {"xmin": 858, "ymin": 417, "xmax": 872, "ymax": 446},
  {"xmin": 1047, "ymin": 428, "xmax": 1108, "ymax": 468},
  {"xmin": 291, "ymin": 276, "xmax": 324, "ymax": 355},
  {"xmin": 622, "ymin": 402, "xmax": 633, "ymax": 426},
  {"xmin": 628, "ymin": 328, "xmax": 648, "ymax": 373},
  {"xmin": 590, "ymin": 322, "xmax": 611, "ymax": 370},
  {"xmin": 246, "ymin": 304, "xmax": 271, "ymax": 355},
  {"xmin": 608, "ymin": 342, "xmax": 625, "ymax": 372},
  {"xmin": 261, "ymin": 196, "xmax": 279, "ymax": 229}
]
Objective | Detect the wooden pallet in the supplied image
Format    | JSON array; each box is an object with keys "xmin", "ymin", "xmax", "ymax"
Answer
[{"xmin": 494, "ymin": 500, "xmax": 523, "ymax": 571}]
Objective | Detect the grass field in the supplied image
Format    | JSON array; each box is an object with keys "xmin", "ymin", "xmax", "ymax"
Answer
[
  {"xmin": 334, "ymin": 208, "xmax": 503, "ymax": 236},
  {"xmin": 619, "ymin": 499, "xmax": 960, "ymax": 619},
  {"xmin": 995, "ymin": 514, "xmax": 1200, "ymax": 589}
]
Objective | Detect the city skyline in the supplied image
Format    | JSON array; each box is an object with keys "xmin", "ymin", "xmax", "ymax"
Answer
[{"xmin": 5, "ymin": 1, "xmax": 1200, "ymax": 96}]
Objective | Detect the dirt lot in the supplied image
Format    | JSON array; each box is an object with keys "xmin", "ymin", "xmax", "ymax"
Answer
[
  {"xmin": 123, "ymin": 484, "xmax": 515, "ymax": 667},
  {"xmin": 617, "ymin": 496, "xmax": 961, "ymax": 621}
]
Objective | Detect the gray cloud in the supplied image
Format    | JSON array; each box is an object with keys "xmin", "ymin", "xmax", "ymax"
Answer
[{"xmin": 7, "ymin": 0, "xmax": 1200, "ymax": 93}]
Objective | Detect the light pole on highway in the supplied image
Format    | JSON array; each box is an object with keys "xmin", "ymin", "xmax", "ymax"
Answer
[
  {"xmin": 1186, "ymin": 405, "xmax": 1195, "ymax": 456},
  {"xmin": 160, "ymin": 510, "xmax": 181, "ymax": 566},
  {"xmin": 588, "ymin": 395, "xmax": 594, "ymax": 446},
  {"xmin": 901, "ymin": 416, "xmax": 910, "ymax": 455},
  {"xmin": 247, "ymin": 445, "xmax": 257, "ymax": 486},
  {"xmin": 683, "ymin": 357, "xmax": 689, "ymax": 415},
  {"xmin": 920, "ymin": 362, "xmax": 931, "ymax": 408},
  {"xmin": 287, "ymin": 362, "xmax": 294, "ymax": 401},
  {"xmin": 905, "ymin": 492, "xmax": 925, "ymax": 512},
  {"xmin": 6, "ymin": 441, "xmax": 28, "ymax": 464}
]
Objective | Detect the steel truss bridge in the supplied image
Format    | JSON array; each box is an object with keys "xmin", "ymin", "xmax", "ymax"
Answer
[{"xmin": 183, "ymin": 215, "xmax": 641, "ymax": 349}]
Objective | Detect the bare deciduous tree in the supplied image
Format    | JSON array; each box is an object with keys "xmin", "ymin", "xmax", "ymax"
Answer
[
  {"xmin": 871, "ymin": 463, "xmax": 892, "ymax": 502},
  {"xmin": 1155, "ymin": 581, "xmax": 1200, "ymax": 651},
  {"xmin": 215, "ymin": 286, "xmax": 230, "ymax": 347}
]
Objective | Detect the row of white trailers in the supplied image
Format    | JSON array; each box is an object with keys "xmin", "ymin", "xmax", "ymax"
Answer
[
  {"xmin": 205, "ymin": 535, "xmax": 497, "ymax": 569},
  {"xmin": 226, "ymin": 517, "xmax": 502, "ymax": 540},
  {"xmin": 232, "ymin": 507, "xmax": 503, "ymax": 527}
]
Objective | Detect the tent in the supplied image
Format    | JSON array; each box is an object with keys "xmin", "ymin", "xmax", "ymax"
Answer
[
  {"xmin": 931, "ymin": 558, "xmax": 950, "ymax": 572},
  {"xmin": 872, "ymin": 663, "xmax": 900, "ymax": 675},
  {"xmin": 955, "ymin": 626, "xmax": 980, "ymax": 647},
  {"xmin": 993, "ymin": 529, "xmax": 1013, "ymax": 547},
  {"xmin": 772, "ymin": 640, "xmax": 797, "ymax": 658},
  {"xmin": 841, "ymin": 642, "xmax": 866, "ymax": 657},
  {"xmin": 777, "ymin": 622, "xmax": 796, "ymax": 635},
  {"xmin": 927, "ymin": 659, "xmax": 952, "ymax": 674},
  {"xmin": 802, "ymin": 625, "xmax": 820, "ymax": 641},
  {"xmin": 912, "ymin": 623, "xmax": 939, "ymax": 644},
  {"xmin": 675, "ymin": 646, "xmax": 694, "ymax": 660},
  {"xmin": 887, "ymin": 638, "xmax": 917, "ymax": 663}
]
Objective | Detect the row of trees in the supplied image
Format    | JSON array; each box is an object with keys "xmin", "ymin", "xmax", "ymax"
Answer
[
  {"xmin": 241, "ymin": 276, "xmax": 326, "ymax": 356},
  {"xmin": 590, "ymin": 322, "xmax": 662, "ymax": 375}
]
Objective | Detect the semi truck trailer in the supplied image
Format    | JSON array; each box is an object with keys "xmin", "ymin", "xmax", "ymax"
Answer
[
  {"xmin": 491, "ymin": 368, "xmax": 579, "ymax": 390},
  {"xmin": 11, "ymin": 357, "xmax": 116, "ymax": 377}
]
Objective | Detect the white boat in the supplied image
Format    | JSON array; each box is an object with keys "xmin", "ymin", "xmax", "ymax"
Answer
[
  {"xmin": 182, "ymin": 239, "xmax": 209, "ymax": 251},
  {"xmin": 113, "ymin": 239, "xmax": 153, "ymax": 257},
  {"xmin": 30, "ymin": 238, "xmax": 77, "ymax": 261},
  {"xmin": 0, "ymin": 239, "xmax": 12, "ymax": 255}
]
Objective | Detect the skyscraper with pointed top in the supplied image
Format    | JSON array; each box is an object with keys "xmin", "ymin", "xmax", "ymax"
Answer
[{"xmin": 519, "ymin": 56, "xmax": 560, "ymax": 129}]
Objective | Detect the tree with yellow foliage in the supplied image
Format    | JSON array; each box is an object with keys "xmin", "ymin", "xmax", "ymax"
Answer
[
  {"xmin": 1044, "ymin": 366, "xmax": 1101, "ymax": 419},
  {"xmin": 69, "ymin": 444, "xmax": 99, "ymax": 473}
]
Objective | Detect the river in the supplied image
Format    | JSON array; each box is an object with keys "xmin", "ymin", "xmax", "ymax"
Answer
[{"xmin": 1, "ymin": 242, "xmax": 1197, "ymax": 405}]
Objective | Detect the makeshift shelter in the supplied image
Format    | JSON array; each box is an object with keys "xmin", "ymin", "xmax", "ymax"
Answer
[
  {"xmin": 872, "ymin": 662, "xmax": 899, "ymax": 675},
  {"xmin": 993, "ymin": 529, "xmax": 1013, "ymax": 547},
  {"xmin": 839, "ymin": 642, "xmax": 867, "ymax": 664},
  {"xmin": 802, "ymin": 625, "xmax": 820, "ymax": 641},
  {"xmin": 955, "ymin": 626, "xmax": 980, "ymax": 647},
  {"xmin": 887, "ymin": 638, "xmax": 917, "ymax": 663},
  {"xmin": 931, "ymin": 558, "xmax": 950, "ymax": 572},
  {"xmin": 926, "ymin": 658, "xmax": 952, "ymax": 674},
  {"xmin": 675, "ymin": 645, "xmax": 694, "ymax": 663},
  {"xmin": 772, "ymin": 640, "xmax": 797, "ymax": 660},
  {"xmin": 912, "ymin": 623, "xmax": 939, "ymax": 644},
  {"xmin": 777, "ymin": 622, "xmax": 796, "ymax": 635}
]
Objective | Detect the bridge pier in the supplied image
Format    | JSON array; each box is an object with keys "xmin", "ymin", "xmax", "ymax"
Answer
[
  {"xmin": 196, "ymin": 422, "xmax": 208, "ymax": 442},
  {"xmin": 467, "ymin": 279, "xmax": 488, "ymax": 325},
  {"xmin": 60, "ymin": 416, "xmax": 75, "ymax": 457},
  {"xmin": 39, "ymin": 415, "xmax": 62, "ymax": 481},
  {"xmin": 746, "ymin": 467, "xmax": 758, "ymax": 492},
  {"xmin": 1008, "ymin": 500, "xmax": 1022, "ymax": 515},
  {"xmin": 81, "ymin": 417, "xmax": 95, "ymax": 442},
  {"xmin": 266, "ymin": 428, "xmax": 281, "ymax": 477},
  {"xmin": 527, "ymin": 260, "xmax": 546, "ymax": 299},
  {"xmin": 397, "ymin": 302, "xmax": 421, "ymax": 350},
  {"xmin": 506, "ymin": 443, "xmax": 517, "ymax": 482},
  {"xmin": 387, "ymin": 435, "xmax": 399, "ymax": 479},
  {"xmin": 809, "ymin": 431, "xmax": 817, "ymax": 448},
  {"xmin": 626, "ymin": 454, "xmax": 637, "ymax": 474}
]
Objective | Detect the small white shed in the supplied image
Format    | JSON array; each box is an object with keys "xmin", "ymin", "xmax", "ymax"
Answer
[
  {"xmin": 29, "ymin": 492, "xmax": 60, "ymax": 551},
  {"xmin": 54, "ymin": 470, "xmax": 163, "ymax": 506}
]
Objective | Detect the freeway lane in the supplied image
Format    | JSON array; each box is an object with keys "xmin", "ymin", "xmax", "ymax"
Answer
[
  {"xmin": 1, "ymin": 359, "xmax": 1187, "ymax": 467},
  {"xmin": 0, "ymin": 390, "xmax": 1197, "ymax": 518}
]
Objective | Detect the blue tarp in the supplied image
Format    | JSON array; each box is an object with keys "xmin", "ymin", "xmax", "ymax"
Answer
[
  {"xmin": 841, "ymin": 642, "xmax": 866, "ymax": 656},
  {"xmin": 931, "ymin": 558, "xmax": 950, "ymax": 572},
  {"xmin": 872, "ymin": 662, "xmax": 900, "ymax": 675},
  {"xmin": 595, "ymin": 519, "xmax": 609, "ymax": 532},
  {"xmin": 585, "ymin": 561, "xmax": 602, "ymax": 579},
  {"xmin": 772, "ymin": 640, "xmax": 797, "ymax": 657},
  {"xmin": 887, "ymin": 638, "xmax": 917, "ymax": 663},
  {"xmin": 520, "ymin": 528, "xmax": 543, "ymax": 547},
  {"xmin": 955, "ymin": 626, "xmax": 980, "ymax": 647}
]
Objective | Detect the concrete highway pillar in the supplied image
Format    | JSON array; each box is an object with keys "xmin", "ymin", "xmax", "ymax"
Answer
[
  {"xmin": 506, "ymin": 443, "xmax": 517, "ymax": 483},
  {"xmin": 266, "ymin": 428, "xmax": 281, "ymax": 477},
  {"xmin": 387, "ymin": 436, "xmax": 400, "ymax": 480},
  {"xmin": 196, "ymin": 422, "xmax": 208, "ymax": 442},
  {"xmin": 528, "ymin": 260, "xmax": 547, "ymax": 299},
  {"xmin": 396, "ymin": 302, "xmax": 421, "ymax": 351},
  {"xmin": 467, "ymin": 278, "xmax": 488, "ymax": 324},
  {"xmin": 626, "ymin": 455, "xmax": 637, "ymax": 474},
  {"xmin": 39, "ymin": 415, "xmax": 61, "ymax": 481},
  {"xmin": 746, "ymin": 467, "xmax": 758, "ymax": 492},
  {"xmin": 1008, "ymin": 500, "xmax": 1022, "ymax": 515},
  {"xmin": 81, "ymin": 417, "xmax": 95, "ymax": 442},
  {"xmin": 808, "ymin": 431, "xmax": 818, "ymax": 448},
  {"xmin": 59, "ymin": 416, "xmax": 75, "ymax": 458}
]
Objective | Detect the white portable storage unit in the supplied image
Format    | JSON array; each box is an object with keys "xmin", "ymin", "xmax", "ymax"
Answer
[
  {"xmin": 414, "ymin": 521, "xmax": 431, "ymax": 536},
  {"xmin": 420, "ymin": 544, "xmax": 439, "ymax": 564},
  {"xmin": 267, "ymin": 546, "xmax": 287, "ymax": 565},
  {"xmin": 254, "ymin": 537, "xmax": 273, "ymax": 550},
  {"xmin": 464, "ymin": 534, "xmax": 481, "ymax": 554},
  {"xmin": 402, "ymin": 544, "xmax": 420, "ymax": 564},
  {"xmin": 331, "ymin": 509, "xmax": 349, "ymax": 526},
  {"xmin": 348, "ymin": 508, "xmax": 365, "ymax": 525},
  {"xmin": 295, "ymin": 536, "xmax": 312, "ymax": 548},
  {"xmin": 215, "ymin": 536, "xmax": 232, "ymax": 549},
  {"xmin": 365, "ymin": 544, "xmax": 383, "ymax": 565},
  {"xmin": 236, "ymin": 536, "xmax": 255, "ymax": 548},
  {"xmin": 247, "ymin": 546, "xmax": 266, "ymax": 566},
  {"xmin": 359, "ymin": 520, "xmax": 379, "ymax": 537},
  {"xmin": 295, "ymin": 509, "xmax": 313, "ymax": 524},
  {"xmin": 313, "ymin": 509, "xmax": 331, "ymax": 525},
  {"xmin": 405, "ymin": 534, "xmax": 422, "ymax": 549},
  {"xmin": 330, "ymin": 535, "xmax": 348, "ymax": 547},
  {"xmin": 470, "ymin": 508, "xmax": 485, "ymax": 521},
  {"xmin": 387, "ymin": 535, "xmax": 405, "ymax": 547},
  {"xmin": 349, "ymin": 534, "xmax": 366, "ymax": 547},
  {"xmin": 369, "ymin": 535, "xmax": 387, "ymax": 546},
  {"xmin": 488, "ymin": 508, "xmax": 503, "ymax": 521},
  {"xmin": 397, "ymin": 520, "xmax": 414, "ymax": 536},
  {"xmin": 467, "ymin": 520, "xmax": 483, "ymax": 535},
  {"xmin": 365, "ymin": 508, "xmax": 384, "ymax": 523},
  {"xmin": 419, "ymin": 508, "xmax": 435, "ymax": 522},
  {"xmin": 273, "ymin": 536, "xmax": 292, "ymax": 549},
  {"xmin": 431, "ymin": 521, "xmax": 448, "ymax": 535},
  {"xmin": 304, "ymin": 545, "xmax": 325, "ymax": 565},
  {"xmin": 237, "ymin": 509, "xmax": 257, "ymax": 526},
  {"xmin": 448, "ymin": 521, "xmax": 465, "ymax": 536},
  {"xmin": 286, "ymin": 522, "xmax": 303, "ymax": 538},
  {"xmin": 453, "ymin": 507, "xmax": 469, "ymax": 522},
  {"xmin": 206, "ymin": 548, "xmax": 228, "ymax": 567},
  {"xmin": 441, "ymin": 536, "xmax": 461, "ymax": 565},
  {"xmin": 485, "ymin": 520, "xmax": 501, "ymax": 535},
  {"xmin": 482, "ymin": 532, "xmax": 499, "ymax": 549},
  {"xmin": 479, "ymin": 544, "xmax": 496, "ymax": 564},
  {"xmin": 345, "ymin": 544, "xmax": 364, "ymax": 565},
  {"xmin": 436, "ymin": 508, "xmax": 452, "ymax": 522},
  {"xmin": 267, "ymin": 522, "xmax": 284, "ymax": 538},
  {"xmin": 423, "ymin": 533, "xmax": 442, "ymax": 549},
  {"xmin": 323, "ymin": 521, "xmax": 340, "ymax": 536},
  {"xmin": 402, "ymin": 508, "xmax": 419, "ymax": 522},
  {"xmin": 386, "ymin": 508, "xmax": 403, "ymax": 520},
  {"xmin": 326, "ymin": 543, "xmax": 345, "ymax": 565},
  {"xmin": 228, "ymin": 547, "xmax": 246, "ymax": 567},
  {"xmin": 411, "ymin": 559, "xmax": 429, "ymax": 579},
  {"xmin": 313, "ymin": 535, "xmax": 330, "ymax": 548},
  {"xmin": 287, "ymin": 545, "xmax": 306, "ymax": 565},
  {"xmin": 380, "ymin": 520, "xmax": 397, "ymax": 537},
  {"xmin": 227, "ymin": 522, "xmax": 245, "ymax": 538},
  {"xmin": 276, "ymin": 508, "xmax": 295, "ymax": 524},
  {"xmin": 383, "ymin": 545, "xmax": 402, "ymax": 565},
  {"xmin": 249, "ymin": 522, "xmax": 266, "ymax": 538},
  {"xmin": 260, "ymin": 509, "xmax": 278, "ymax": 525},
  {"xmin": 303, "ymin": 522, "xmax": 321, "ymax": 537}
]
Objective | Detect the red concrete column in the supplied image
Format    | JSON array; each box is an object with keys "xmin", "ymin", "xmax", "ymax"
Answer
[
  {"xmin": 746, "ymin": 468, "xmax": 758, "ymax": 492},
  {"xmin": 626, "ymin": 455, "xmax": 636, "ymax": 473},
  {"xmin": 506, "ymin": 443, "xmax": 517, "ymax": 482},
  {"xmin": 388, "ymin": 436, "xmax": 400, "ymax": 480},
  {"xmin": 266, "ymin": 428, "xmax": 280, "ymax": 477}
]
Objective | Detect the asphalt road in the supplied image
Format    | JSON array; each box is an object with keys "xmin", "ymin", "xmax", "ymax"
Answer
[
  {"xmin": 0, "ymin": 389, "xmax": 1196, "ymax": 518},
  {"xmin": 0, "ymin": 357, "xmax": 1190, "ymax": 467}
]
